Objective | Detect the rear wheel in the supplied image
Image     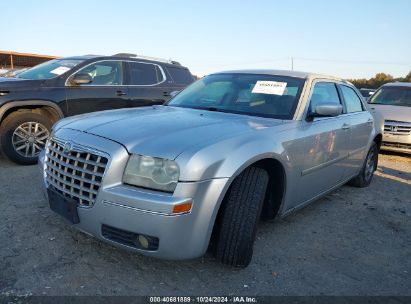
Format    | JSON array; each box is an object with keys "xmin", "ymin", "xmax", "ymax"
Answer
[
  {"xmin": 0, "ymin": 111, "xmax": 51, "ymax": 165},
  {"xmin": 348, "ymin": 141, "xmax": 379, "ymax": 187},
  {"xmin": 214, "ymin": 166, "xmax": 269, "ymax": 268}
]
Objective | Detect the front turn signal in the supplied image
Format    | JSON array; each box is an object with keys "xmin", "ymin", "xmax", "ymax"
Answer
[{"xmin": 172, "ymin": 201, "xmax": 192, "ymax": 214}]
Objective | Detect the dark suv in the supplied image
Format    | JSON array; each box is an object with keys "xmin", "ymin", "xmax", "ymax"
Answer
[{"xmin": 0, "ymin": 53, "xmax": 194, "ymax": 164}]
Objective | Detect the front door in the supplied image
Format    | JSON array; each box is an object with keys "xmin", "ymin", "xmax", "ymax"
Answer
[
  {"xmin": 286, "ymin": 82, "xmax": 351, "ymax": 209},
  {"xmin": 65, "ymin": 60, "xmax": 128, "ymax": 116}
]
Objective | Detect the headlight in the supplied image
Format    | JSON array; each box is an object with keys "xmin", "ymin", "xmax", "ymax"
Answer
[{"xmin": 123, "ymin": 155, "xmax": 180, "ymax": 192}]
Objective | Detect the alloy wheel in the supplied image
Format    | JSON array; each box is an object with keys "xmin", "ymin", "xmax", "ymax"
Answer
[
  {"xmin": 365, "ymin": 147, "xmax": 376, "ymax": 181},
  {"xmin": 12, "ymin": 122, "xmax": 50, "ymax": 158}
]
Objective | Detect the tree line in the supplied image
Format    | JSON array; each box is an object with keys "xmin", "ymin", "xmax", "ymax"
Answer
[{"xmin": 348, "ymin": 71, "xmax": 411, "ymax": 89}]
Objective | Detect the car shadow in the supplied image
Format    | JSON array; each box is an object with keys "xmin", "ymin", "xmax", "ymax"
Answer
[
  {"xmin": 377, "ymin": 166, "xmax": 411, "ymax": 182},
  {"xmin": 0, "ymin": 147, "xmax": 14, "ymax": 167},
  {"xmin": 380, "ymin": 149, "xmax": 411, "ymax": 158}
]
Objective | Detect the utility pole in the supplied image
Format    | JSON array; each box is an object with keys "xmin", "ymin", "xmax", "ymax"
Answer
[{"xmin": 291, "ymin": 57, "xmax": 294, "ymax": 71}]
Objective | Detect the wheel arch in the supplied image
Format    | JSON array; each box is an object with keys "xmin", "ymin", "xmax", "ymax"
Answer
[
  {"xmin": 374, "ymin": 133, "xmax": 383, "ymax": 149},
  {"xmin": 0, "ymin": 100, "xmax": 64, "ymax": 125},
  {"xmin": 207, "ymin": 154, "xmax": 288, "ymax": 250}
]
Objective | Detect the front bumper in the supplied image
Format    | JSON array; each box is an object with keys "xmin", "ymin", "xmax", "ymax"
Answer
[
  {"xmin": 381, "ymin": 132, "xmax": 411, "ymax": 154},
  {"xmin": 39, "ymin": 128, "xmax": 229, "ymax": 260}
]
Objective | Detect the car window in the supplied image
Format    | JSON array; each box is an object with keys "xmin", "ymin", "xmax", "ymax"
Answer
[
  {"xmin": 127, "ymin": 62, "xmax": 164, "ymax": 85},
  {"xmin": 369, "ymin": 86, "xmax": 411, "ymax": 107},
  {"xmin": 167, "ymin": 66, "xmax": 194, "ymax": 85},
  {"xmin": 197, "ymin": 81, "xmax": 233, "ymax": 103},
  {"xmin": 17, "ymin": 59, "xmax": 84, "ymax": 80},
  {"xmin": 340, "ymin": 85, "xmax": 364, "ymax": 113},
  {"xmin": 309, "ymin": 82, "xmax": 341, "ymax": 112},
  {"xmin": 360, "ymin": 89, "xmax": 374, "ymax": 98},
  {"xmin": 167, "ymin": 73, "xmax": 305, "ymax": 120},
  {"xmin": 75, "ymin": 61, "xmax": 123, "ymax": 85}
]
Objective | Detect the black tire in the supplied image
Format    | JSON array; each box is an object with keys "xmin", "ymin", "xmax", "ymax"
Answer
[
  {"xmin": 260, "ymin": 178, "xmax": 280, "ymax": 221},
  {"xmin": 348, "ymin": 141, "xmax": 379, "ymax": 188},
  {"xmin": 0, "ymin": 111, "xmax": 52, "ymax": 165},
  {"xmin": 215, "ymin": 166, "xmax": 269, "ymax": 268}
]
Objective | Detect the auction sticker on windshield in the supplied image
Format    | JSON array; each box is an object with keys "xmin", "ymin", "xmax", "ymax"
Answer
[
  {"xmin": 50, "ymin": 66, "xmax": 71, "ymax": 75},
  {"xmin": 252, "ymin": 81, "xmax": 287, "ymax": 95}
]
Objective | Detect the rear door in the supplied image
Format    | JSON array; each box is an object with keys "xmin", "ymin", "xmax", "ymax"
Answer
[
  {"xmin": 338, "ymin": 84, "xmax": 374, "ymax": 179},
  {"xmin": 125, "ymin": 61, "xmax": 169, "ymax": 107},
  {"xmin": 65, "ymin": 60, "xmax": 128, "ymax": 115}
]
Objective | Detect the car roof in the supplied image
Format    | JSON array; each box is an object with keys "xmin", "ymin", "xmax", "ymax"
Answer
[
  {"xmin": 59, "ymin": 55, "xmax": 187, "ymax": 68},
  {"xmin": 213, "ymin": 69, "xmax": 345, "ymax": 82},
  {"xmin": 382, "ymin": 82, "xmax": 411, "ymax": 88},
  {"xmin": 59, "ymin": 55, "xmax": 101, "ymax": 60}
]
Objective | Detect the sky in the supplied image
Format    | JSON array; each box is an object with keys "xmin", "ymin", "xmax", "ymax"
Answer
[{"xmin": 1, "ymin": 0, "xmax": 410, "ymax": 79}]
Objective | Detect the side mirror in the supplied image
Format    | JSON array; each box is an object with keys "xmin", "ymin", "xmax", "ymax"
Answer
[
  {"xmin": 308, "ymin": 103, "xmax": 342, "ymax": 120},
  {"xmin": 70, "ymin": 73, "xmax": 92, "ymax": 85},
  {"xmin": 170, "ymin": 90, "xmax": 180, "ymax": 98}
]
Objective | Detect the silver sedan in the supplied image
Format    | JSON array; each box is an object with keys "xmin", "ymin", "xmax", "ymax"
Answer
[{"xmin": 39, "ymin": 70, "xmax": 383, "ymax": 267}]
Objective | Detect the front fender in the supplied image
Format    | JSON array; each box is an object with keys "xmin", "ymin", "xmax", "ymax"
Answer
[
  {"xmin": 176, "ymin": 131, "xmax": 290, "ymax": 182},
  {"xmin": 176, "ymin": 132, "xmax": 292, "ymax": 252}
]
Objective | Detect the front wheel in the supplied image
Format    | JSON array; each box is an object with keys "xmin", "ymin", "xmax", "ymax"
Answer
[
  {"xmin": 348, "ymin": 141, "xmax": 379, "ymax": 188},
  {"xmin": 0, "ymin": 111, "xmax": 51, "ymax": 165},
  {"xmin": 214, "ymin": 166, "xmax": 269, "ymax": 268}
]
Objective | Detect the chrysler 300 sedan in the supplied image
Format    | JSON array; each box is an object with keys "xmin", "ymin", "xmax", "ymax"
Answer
[{"xmin": 39, "ymin": 70, "xmax": 382, "ymax": 267}]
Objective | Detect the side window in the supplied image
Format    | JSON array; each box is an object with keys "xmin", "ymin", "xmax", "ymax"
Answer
[
  {"xmin": 340, "ymin": 85, "xmax": 364, "ymax": 113},
  {"xmin": 127, "ymin": 62, "xmax": 164, "ymax": 85},
  {"xmin": 309, "ymin": 82, "xmax": 340, "ymax": 112},
  {"xmin": 75, "ymin": 61, "xmax": 123, "ymax": 85},
  {"xmin": 167, "ymin": 66, "xmax": 194, "ymax": 85}
]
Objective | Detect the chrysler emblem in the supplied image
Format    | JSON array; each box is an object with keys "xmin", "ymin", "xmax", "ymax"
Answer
[{"xmin": 63, "ymin": 141, "xmax": 73, "ymax": 153}]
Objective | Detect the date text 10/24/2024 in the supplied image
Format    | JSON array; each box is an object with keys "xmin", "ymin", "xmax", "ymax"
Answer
[{"xmin": 149, "ymin": 297, "xmax": 257, "ymax": 303}]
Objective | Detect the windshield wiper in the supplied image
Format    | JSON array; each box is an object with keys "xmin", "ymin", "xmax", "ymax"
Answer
[
  {"xmin": 180, "ymin": 105, "xmax": 223, "ymax": 112},
  {"xmin": 201, "ymin": 107, "xmax": 220, "ymax": 112}
]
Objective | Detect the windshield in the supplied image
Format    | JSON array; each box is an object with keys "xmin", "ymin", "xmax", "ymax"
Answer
[
  {"xmin": 17, "ymin": 59, "xmax": 85, "ymax": 80},
  {"xmin": 369, "ymin": 86, "xmax": 411, "ymax": 107},
  {"xmin": 167, "ymin": 73, "xmax": 305, "ymax": 119}
]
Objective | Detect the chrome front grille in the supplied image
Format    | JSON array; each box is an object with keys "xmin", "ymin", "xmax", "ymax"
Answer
[
  {"xmin": 384, "ymin": 120, "xmax": 411, "ymax": 135},
  {"xmin": 45, "ymin": 138, "xmax": 108, "ymax": 207}
]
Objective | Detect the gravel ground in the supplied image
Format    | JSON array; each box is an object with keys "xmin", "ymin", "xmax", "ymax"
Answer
[{"xmin": 0, "ymin": 152, "xmax": 410, "ymax": 296}]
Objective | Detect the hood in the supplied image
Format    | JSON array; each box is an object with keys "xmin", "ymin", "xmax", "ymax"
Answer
[
  {"xmin": 58, "ymin": 106, "xmax": 287, "ymax": 160},
  {"xmin": 368, "ymin": 104, "xmax": 411, "ymax": 123}
]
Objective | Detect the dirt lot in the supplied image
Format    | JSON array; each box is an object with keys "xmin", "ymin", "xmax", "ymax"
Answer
[{"xmin": 0, "ymin": 152, "xmax": 410, "ymax": 296}]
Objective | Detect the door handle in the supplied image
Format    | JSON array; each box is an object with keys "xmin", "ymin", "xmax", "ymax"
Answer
[
  {"xmin": 116, "ymin": 90, "xmax": 126, "ymax": 96},
  {"xmin": 163, "ymin": 91, "xmax": 171, "ymax": 97},
  {"xmin": 342, "ymin": 123, "xmax": 351, "ymax": 130},
  {"xmin": 367, "ymin": 118, "xmax": 374, "ymax": 124}
]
